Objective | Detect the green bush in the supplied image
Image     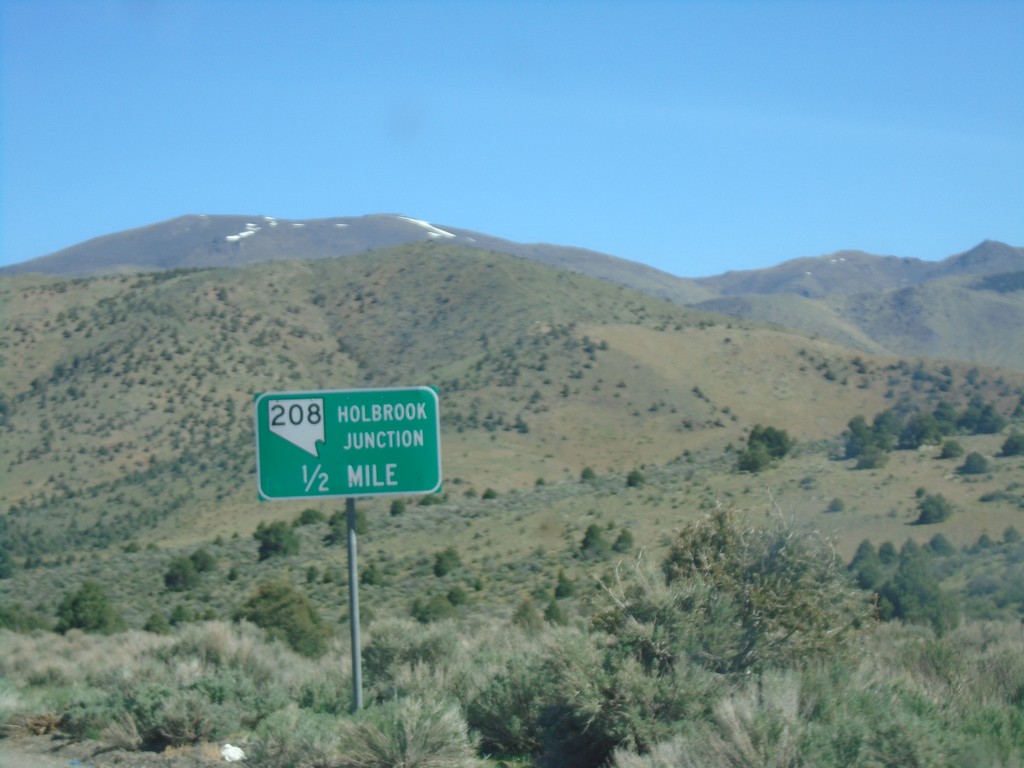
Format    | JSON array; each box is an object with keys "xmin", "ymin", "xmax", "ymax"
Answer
[
  {"xmin": 189, "ymin": 547, "xmax": 216, "ymax": 573},
  {"xmin": 411, "ymin": 595, "xmax": 457, "ymax": 624},
  {"xmin": 234, "ymin": 581, "xmax": 333, "ymax": 658},
  {"xmin": 657, "ymin": 507, "xmax": 871, "ymax": 673},
  {"xmin": 958, "ymin": 451, "xmax": 990, "ymax": 475},
  {"xmin": 164, "ymin": 556, "xmax": 200, "ymax": 592},
  {"xmin": 335, "ymin": 696, "xmax": 478, "ymax": 768},
  {"xmin": 0, "ymin": 601, "xmax": 52, "ymax": 631},
  {"xmin": 254, "ymin": 520, "xmax": 300, "ymax": 561},
  {"xmin": 855, "ymin": 445, "xmax": 889, "ymax": 469},
  {"xmin": 433, "ymin": 546, "xmax": 461, "ymax": 577},
  {"xmin": 252, "ymin": 708, "xmax": 343, "ymax": 768},
  {"xmin": 143, "ymin": 611, "xmax": 172, "ymax": 634},
  {"xmin": 914, "ymin": 492, "xmax": 954, "ymax": 524},
  {"xmin": 55, "ymin": 580, "xmax": 125, "ymax": 634},
  {"xmin": 362, "ymin": 618, "xmax": 459, "ymax": 699},
  {"xmin": 613, "ymin": 528, "xmax": 635, "ymax": 553},
  {"xmin": 736, "ymin": 445, "xmax": 771, "ymax": 473},
  {"xmin": 580, "ymin": 524, "xmax": 611, "ymax": 559},
  {"xmin": 747, "ymin": 424, "xmax": 794, "ymax": 458},
  {"xmin": 294, "ymin": 508, "xmax": 326, "ymax": 526},
  {"xmin": 1001, "ymin": 432, "xmax": 1024, "ymax": 457},
  {"xmin": 940, "ymin": 439, "xmax": 964, "ymax": 459},
  {"xmin": 555, "ymin": 568, "xmax": 576, "ymax": 598},
  {"xmin": 879, "ymin": 544, "xmax": 959, "ymax": 634},
  {"xmin": 511, "ymin": 598, "xmax": 543, "ymax": 632}
]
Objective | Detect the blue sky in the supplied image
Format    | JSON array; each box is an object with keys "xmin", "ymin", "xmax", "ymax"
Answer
[{"xmin": 2, "ymin": 1, "xmax": 1022, "ymax": 277}]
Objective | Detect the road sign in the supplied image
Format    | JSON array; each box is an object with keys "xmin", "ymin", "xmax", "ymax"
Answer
[{"xmin": 254, "ymin": 387, "xmax": 441, "ymax": 500}]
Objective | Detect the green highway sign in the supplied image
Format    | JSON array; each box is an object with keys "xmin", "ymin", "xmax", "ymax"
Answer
[{"xmin": 254, "ymin": 387, "xmax": 441, "ymax": 500}]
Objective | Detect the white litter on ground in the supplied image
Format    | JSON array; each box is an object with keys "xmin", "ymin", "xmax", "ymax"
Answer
[{"xmin": 221, "ymin": 743, "xmax": 245, "ymax": 762}]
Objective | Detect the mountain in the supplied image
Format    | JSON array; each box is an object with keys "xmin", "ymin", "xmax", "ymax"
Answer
[
  {"xmin": 0, "ymin": 213, "xmax": 710, "ymax": 305},
  {"xmin": 694, "ymin": 240, "xmax": 1024, "ymax": 297},
  {"xmin": 5, "ymin": 215, "xmax": 1022, "ymax": 369},
  {"xmin": 692, "ymin": 241, "xmax": 1024, "ymax": 368}
]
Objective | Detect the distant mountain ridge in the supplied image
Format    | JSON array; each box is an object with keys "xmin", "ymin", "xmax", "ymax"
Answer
[
  {"xmin": 2, "ymin": 214, "xmax": 1022, "ymax": 368},
  {"xmin": 694, "ymin": 240, "xmax": 1024, "ymax": 298},
  {"xmin": 0, "ymin": 213, "xmax": 709, "ymax": 305}
]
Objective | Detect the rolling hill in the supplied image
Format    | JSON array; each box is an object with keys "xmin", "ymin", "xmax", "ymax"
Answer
[
  {"xmin": 3, "ymin": 223, "xmax": 1024, "ymax": 768},
  {"xmin": 4, "ymin": 215, "xmax": 1022, "ymax": 369},
  {"xmin": 2, "ymin": 225, "xmax": 1024, "ymax": 643},
  {"xmin": 2, "ymin": 239, "xmax": 1023, "ymax": 557}
]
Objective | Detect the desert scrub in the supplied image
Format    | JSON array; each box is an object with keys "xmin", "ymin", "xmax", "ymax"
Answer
[
  {"xmin": 335, "ymin": 696, "xmax": 480, "ymax": 768},
  {"xmin": 250, "ymin": 705, "xmax": 344, "ymax": 767},
  {"xmin": 650, "ymin": 506, "xmax": 872, "ymax": 674},
  {"xmin": 0, "ymin": 622, "xmax": 342, "ymax": 749}
]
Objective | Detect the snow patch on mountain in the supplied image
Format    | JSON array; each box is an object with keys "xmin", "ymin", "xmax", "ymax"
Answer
[{"xmin": 395, "ymin": 216, "xmax": 456, "ymax": 239}]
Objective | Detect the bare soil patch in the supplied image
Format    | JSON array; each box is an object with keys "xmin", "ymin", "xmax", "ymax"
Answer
[{"xmin": 0, "ymin": 735, "xmax": 225, "ymax": 768}]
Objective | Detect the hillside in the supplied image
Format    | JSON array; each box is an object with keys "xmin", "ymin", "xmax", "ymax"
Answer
[
  {"xmin": 2, "ymin": 241, "xmax": 1023, "ymax": 564},
  {"xmin": 4, "ymin": 214, "xmax": 1022, "ymax": 371},
  {"xmin": 4, "ymin": 239, "xmax": 1024, "ymax": 768},
  {"xmin": 693, "ymin": 242, "xmax": 1024, "ymax": 368}
]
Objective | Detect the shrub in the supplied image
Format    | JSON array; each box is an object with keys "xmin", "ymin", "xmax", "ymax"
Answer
[
  {"xmin": 0, "ymin": 601, "xmax": 51, "ymax": 631},
  {"xmin": 848, "ymin": 540, "xmax": 884, "ymax": 590},
  {"xmin": 1001, "ymin": 433, "xmax": 1024, "ymax": 457},
  {"xmin": 826, "ymin": 497, "xmax": 845, "ymax": 513},
  {"xmin": 927, "ymin": 533, "xmax": 957, "ymax": 556},
  {"xmin": 189, "ymin": 548, "xmax": 216, "ymax": 573},
  {"xmin": 580, "ymin": 524, "xmax": 611, "ymax": 559},
  {"xmin": 626, "ymin": 469, "xmax": 645, "ymax": 487},
  {"xmin": 362, "ymin": 617, "xmax": 459, "ymax": 698},
  {"xmin": 544, "ymin": 599, "xmax": 567, "ymax": 626},
  {"xmin": 939, "ymin": 439, "xmax": 964, "ymax": 459},
  {"xmin": 555, "ymin": 569, "xmax": 576, "ymax": 598},
  {"xmin": 656, "ymin": 507, "xmax": 871, "ymax": 674},
  {"xmin": 294, "ymin": 508, "xmax": 326, "ymax": 526},
  {"xmin": 580, "ymin": 466, "xmax": 596, "ymax": 482},
  {"xmin": 143, "ymin": 611, "xmax": 172, "ymax": 634},
  {"xmin": 254, "ymin": 520, "xmax": 300, "ymax": 561},
  {"xmin": 234, "ymin": 581, "xmax": 333, "ymax": 658},
  {"xmin": 613, "ymin": 528, "xmax": 635, "ymax": 553},
  {"xmin": 252, "ymin": 708, "xmax": 343, "ymax": 768},
  {"xmin": 899, "ymin": 412, "xmax": 943, "ymax": 449},
  {"xmin": 747, "ymin": 424, "xmax": 794, "ymax": 458},
  {"xmin": 411, "ymin": 595, "xmax": 457, "ymax": 624},
  {"xmin": 324, "ymin": 509, "xmax": 368, "ymax": 545},
  {"xmin": 736, "ymin": 446, "xmax": 771, "ymax": 473},
  {"xmin": 879, "ymin": 544, "xmax": 959, "ymax": 634},
  {"xmin": 433, "ymin": 546, "xmax": 461, "ymax": 577},
  {"xmin": 855, "ymin": 445, "xmax": 889, "ymax": 470},
  {"xmin": 55, "ymin": 580, "xmax": 125, "ymax": 634},
  {"xmin": 511, "ymin": 598, "xmax": 543, "ymax": 632},
  {"xmin": 164, "ymin": 556, "xmax": 200, "ymax": 592},
  {"xmin": 958, "ymin": 451, "xmax": 990, "ymax": 475},
  {"xmin": 335, "ymin": 696, "xmax": 478, "ymax": 768},
  {"xmin": 914, "ymin": 493, "xmax": 954, "ymax": 524}
]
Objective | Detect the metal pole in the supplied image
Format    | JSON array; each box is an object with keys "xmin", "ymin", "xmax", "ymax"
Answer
[{"xmin": 346, "ymin": 496, "xmax": 363, "ymax": 711}]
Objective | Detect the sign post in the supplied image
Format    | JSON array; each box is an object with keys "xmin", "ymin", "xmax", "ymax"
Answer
[{"xmin": 254, "ymin": 387, "xmax": 441, "ymax": 710}]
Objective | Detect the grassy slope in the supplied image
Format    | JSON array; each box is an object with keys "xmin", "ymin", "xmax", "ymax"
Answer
[
  {"xmin": 2, "ymin": 242, "xmax": 1024, "ymax": 628},
  {"xmin": 693, "ymin": 276, "xmax": 1024, "ymax": 369}
]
